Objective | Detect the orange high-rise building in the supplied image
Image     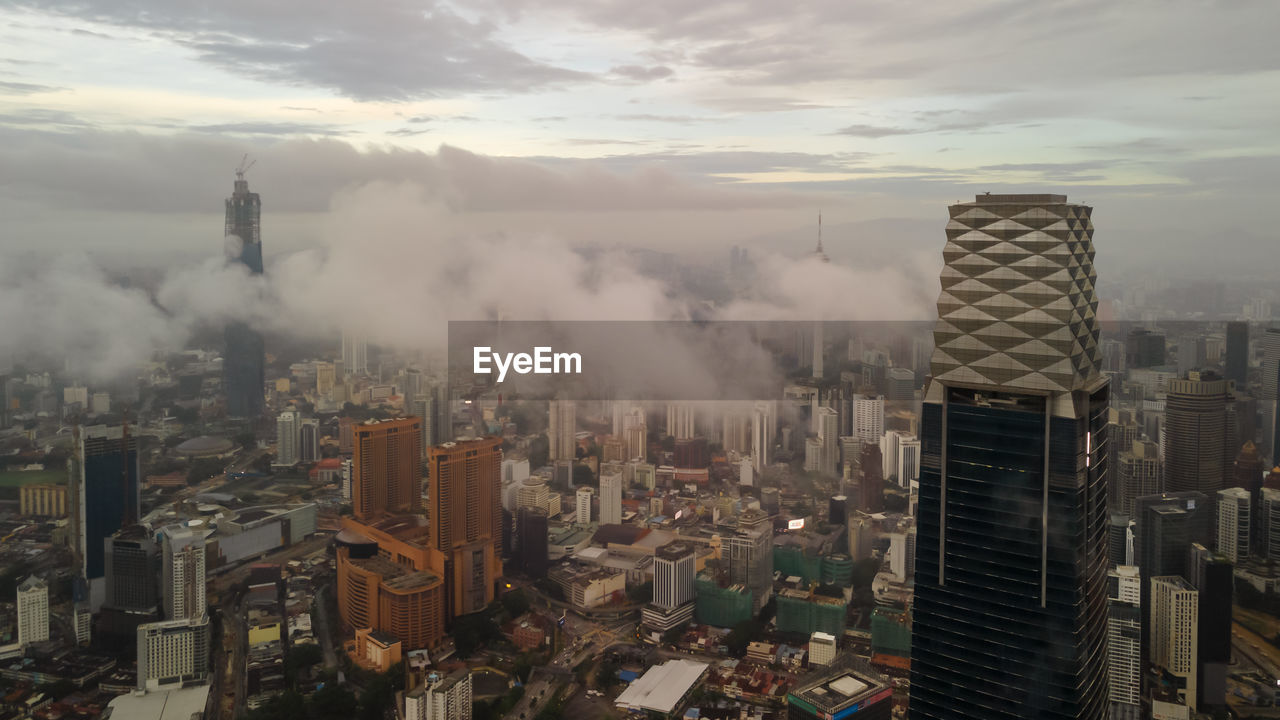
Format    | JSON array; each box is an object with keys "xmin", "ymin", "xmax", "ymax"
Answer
[
  {"xmin": 335, "ymin": 515, "xmax": 447, "ymax": 650},
  {"xmin": 352, "ymin": 417, "xmax": 423, "ymax": 520},
  {"xmin": 428, "ymin": 436, "xmax": 503, "ymax": 619}
]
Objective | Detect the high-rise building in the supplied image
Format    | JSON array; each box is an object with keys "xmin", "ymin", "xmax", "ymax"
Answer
[
  {"xmin": 404, "ymin": 669, "xmax": 473, "ymax": 720},
  {"xmin": 788, "ymin": 656, "xmax": 893, "ymax": 720},
  {"xmin": 353, "ymin": 417, "xmax": 423, "ymax": 520},
  {"xmin": 1164, "ymin": 372, "xmax": 1230, "ymax": 506},
  {"xmin": 316, "ymin": 361, "xmax": 336, "ymax": 398},
  {"xmin": 276, "ymin": 408, "xmax": 301, "ymax": 466},
  {"xmin": 161, "ymin": 524, "xmax": 207, "ymax": 621},
  {"xmin": 1191, "ymin": 549, "xmax": 1232, "ymax": 709},
  {"xmin": 1216, "ymin": 487, "xmax": 1250, "ymax": 563},
  {"xmin": 653, "ymin": 541, "xmax": 696, "ymax": 610},
  {"xmin": 751, "ymin": 401, "xmax": 776, "ymax": 473},
  {"xmin": 136, "ymin": 615, "xmax": 211, "ymax": 691},
  {"xmin": 1126, "ymin": 328, "xmax": 1165, "ymax": 369},
  {"xmin": 575, "ymin": 486, "xmax": 593, "ymax": 525},
  {"xmin": 853, "ymin": 394, "xmax": 884, "ymax": 446},
  {"xmin": 599, "ymin": 468, "xmax": 623, "ymax": 526},
  {"xmin": 335, "ymin": 519, "xmax": 446, "ymax": 650},
  {"xmin": 516, "ymin": 506, "xmax": 549, "ymax": 579},
  {"xmin": 104, "ymin": 525, "xmax": 159, "ymax": 613},
  {"xmin": 300, "ymin": 418, "xmax": 320, "ymax": 463},
  {"xmin": 16, "ymin": 576, "xmax": 49, "ymax": 646},
  {"xmin": 341, "ymin": 330, "xmax": 368, "ymax": 377},
  {"xmin": 1106, "ymin": 566, "xmax": 1141, "ymax": 719},
  {"xmin": 858, "ymin": 444, "xmax": 883, "ymax": 514},
  {"xmin": 1150, "ymin": 576, "xmax": 1199, "ymax": 712},
  {"xmin": 1260, "ymin": 487, "xmax": 1280, "ymax": 562},
  {"xmin": 727, "ymin": 510, "xmax": 773, "ymax": 613},
  {"xmin": 1263, "ymin": 327, "xmax": 1280, "ymax": 463},
  {"xmin": 816, "ymin": 407, "xmax": 839, "ymax": 477},
  {"xmin": 428, "ymin": 437, "xmax": 503, "ymax": 619},
  {"xmin": 1117, "ymin": 439, "xmax": 1162, "ymax": 519},
  {"xmin": 666, "ymin": 403, "xmax": 696, "ymax": 440},
  {"xmin": 548, "ymin": 400, "xmax": 577, "ymax": 461},
  {"xmin": 223, "ymin": 168, "xmax": 265, "ymax": 418},
  {"xmin": 70, "ymin": 428, "xmax": 140, "ymax": 609},
  {"xmin": 910, "ymin": 194, "xmax": 1109, "ymax": 720},
  {"xmin": 1225, "ymin": 321, "xmax": 1249, "ymax": 387},
  {"xmin": 808, "ymin": 631, "xmax": 838, "ymax": 667}
]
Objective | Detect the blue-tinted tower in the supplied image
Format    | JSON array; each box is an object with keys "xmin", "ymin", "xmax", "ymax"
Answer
[
  {"xmin": 909, "ymin": 195, "xmax": 1109, "ymax": 720},
  {"xmin": 223, "ymin": 167, "xmax": 265, "ymax": 417}
]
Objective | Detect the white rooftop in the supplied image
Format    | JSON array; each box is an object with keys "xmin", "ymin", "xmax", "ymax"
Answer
[
  {"xmin": 615, "ymin": 659, "xmax": 708, "ymax": 713},
  {"xmin": 828, "ymin": 675, "xmax": 868, "ymax": 697},
  {"xmin": 105, "ymin": 685, "xmax": 211, "ymax": 720}
]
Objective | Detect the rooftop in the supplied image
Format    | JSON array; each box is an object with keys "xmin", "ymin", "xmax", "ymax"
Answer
[
  {"xmin": 105, "ymin": 685, "xmax": 211, "ymax": 720},
  {"xmin": 614, "ymin": 659, "xmax": 709, "ymax": 714}
]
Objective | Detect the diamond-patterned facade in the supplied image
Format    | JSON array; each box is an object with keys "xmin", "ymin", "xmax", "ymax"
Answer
[{"xmin": 930, "ymin": 194, "xmax": 1102, "ymax": 393}]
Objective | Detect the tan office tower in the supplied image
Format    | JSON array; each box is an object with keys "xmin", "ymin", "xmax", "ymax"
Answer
[
  {"xmin": 352, "ymin": 417, "xmax": 424, "ymax": 520},
  {"xmin": 428, "ymin": 436, "xmax": 503, "ymax": 619}
]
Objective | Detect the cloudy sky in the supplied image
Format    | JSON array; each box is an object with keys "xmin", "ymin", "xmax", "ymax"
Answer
[
  {"xmin": 0, "ymin": 0, "xmax": 1278, "ymax": 376},
  {"xmin": 2, "ymin": 0, "xmax": 1278, "ymax": 266}
]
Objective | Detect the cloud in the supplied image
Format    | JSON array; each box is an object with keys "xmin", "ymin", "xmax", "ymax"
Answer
[
  {"xmin": 610, "ymin": 64, "xmax": 674, "ymax": 82},
  {"xmin": 188, "ymin": 121, "xmax": 348, "ymax": 136},
  {"xmin": 0, "ymin": 129, "xmax": 813, "ymax": 216},
  {"xmin": 835, "ymin": 124, "xmax": 918, "ymax": 139},
  {"xmin": 10, "ymin": 0, "xmax": 592, "ymax": 100},
  {"xmin": 0, "ymin": 80, "xmax": 63, "ymax": 94}
]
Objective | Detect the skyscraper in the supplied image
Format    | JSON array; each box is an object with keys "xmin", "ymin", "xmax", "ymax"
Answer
[
  {"xmin": 1216, "ymin": 487, "xmax": 1250, "ymax": 563},
  {"xmin": 428, "ymin": 436, "xmax": 502, "ymax": 619},
  {"xmin": 1150, "ymin": 576, "xmax": 1199, "ymax": 712},
  {"xmin": 1164, "ymin": 372, "xmax": 1230, "ymax": 504},
  {"xmin": 575, "ymin": 486, "xmax": 593, "ymax": 524},
  {"xmin": 909, "ymin": 194, "xmax": 1109, "ymax": 720},
  {"xmin": 276, "ymin": 408, "xmax": 301, "ymax": 466},
  {"xmin": 599, "ymin": 467, "xmax": 623, "ymax": 525},
  {"xmin": 223, "ymin": 167, "xmax": 265, "ymax": 417},
  {"xmin": 1224, "ymin": 321, "xmax": 1249, "ymax": 387},
  {"xmin": 341, "ymin": 330, "xmax": 368, "ymax": 377},
  {"xmin": 666, "ymin": 403, "xmax": 696, "ymax": 440},
  {"xmin": 16, "ymin": 576, "xmax": 49, "ymax": 646},
  {"xmin": 853, "ymin": 393, "xmax": 884, "ymax": 446},
  {"xmin": 1116, "ymin": 439, "xmax": 1162, "ymax": 519},
  {"xmin": 161, "ymin": 524, "xmax": 207, "ymax": 621},
  {"xmin": 300, "ymin": 418, "xmax": 320, "ymax": 463},
  {"xmin": 352, "ymin": 417, "xmax": 423, "ymax": 520},
  {"xmin": 104, "ymin": 525, "xmax": 159, "ymax": 614},
  {"xmin": 548, "ymin": 400, "xmax": 577, "ymax": 461},
  {"xmin": 71, "ymin": 428, "xmax": 140, "ymax": 609},
  {"xmin": 1106, "ymin": 566, "xmax": 1141, "ymax": 720},
  {"xmin": 516, "ymin": 506, "xmax": 549, "ymax": 579},
  {"xmin": 816, "ymin": 406, "xmax": 839, "ymax": 477},
  {"xmin": 1263, "ymin": 327, "xmax": 1280, "ymax": 463}
]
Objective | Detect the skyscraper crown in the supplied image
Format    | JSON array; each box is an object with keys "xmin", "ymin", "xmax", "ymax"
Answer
[{"xmin": 930, "ymin": 193, "xmax": 1102, "ymax": 392}]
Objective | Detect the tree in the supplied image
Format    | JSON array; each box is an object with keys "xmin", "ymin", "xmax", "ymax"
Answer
[
  {"xmin": 234, "ymin": 431, "xmax": 257, "ymax": 451},
  {"xmin": 501, "ymin": 588, "xmax": 531, "ymax": 619},
  {"xmin": 284, "ymin": 643, "xmax": 324, "ymax": 683},
  {"xmin": 247, "ymin": 690, "xmax": 307, "ymax": 720},
  {"xmin": 359, "ymin": 673, "xmax": 395, "ymax": 720},
  {"xmin": 310, "ymin": 685, "xmax": 359, "ymax": 720}
]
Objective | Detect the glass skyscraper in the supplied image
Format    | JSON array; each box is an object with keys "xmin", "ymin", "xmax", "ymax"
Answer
[
  {"xmin": 223, "ymin": 168, "xmax": 265, "ymax": 417},
  {"xmin": 909, "ymin": 194, "xmax": 1109, "ymax": 720}
]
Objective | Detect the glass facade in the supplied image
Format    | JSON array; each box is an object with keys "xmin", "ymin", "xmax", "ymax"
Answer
[{"xmin": 910, "ymin": 384, "xmax": 1109, "ymax": 719}]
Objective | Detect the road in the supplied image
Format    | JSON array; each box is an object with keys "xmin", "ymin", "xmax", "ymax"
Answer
[
  {"xmin": 503, "ymin": 671, "xmax": 562, "ymax": 720},
  {"xmin": 313, "ymin": 584, "xmax": 340, "ymax": 670}
]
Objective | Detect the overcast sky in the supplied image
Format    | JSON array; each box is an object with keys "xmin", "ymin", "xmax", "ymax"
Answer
[{"xmin": 1, "ymin": 0, "xmax": 1278, "ymax": 277}]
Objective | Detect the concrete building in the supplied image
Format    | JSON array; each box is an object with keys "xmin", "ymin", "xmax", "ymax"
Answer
[
  {"xmin": 1151, "ymin": 576, "xmax": 1199, "ymax": 713},
  {"xmin": 299, "ymin": 418, "xmax": 320, "ymax": 464},
  {"xmin": 666, "ymin": 403, "xmax": 696, "ymax": 440},
  {"xmin": 599, "ymin": 468, "xmax": 623, "ymax": 526},
  {"xmin": 19, "ymin": 483, "xmax": 67, "ymax": 517},
  {"xmin": 105, "ymin": 525, "xmax": 159, "ymax": 613},
  {"xmin": 16, "ymin": 576, "xmax": 49, "ymax": 646},
  {"xmin": 405, "ymin": 669, "xmax": 473, "ymax": 720},
  {"xmin": 136, "ymin": 615, "xmax": 211, "ymax": 691},
  {"xmin": 752, "ymin": 401, "xmax": 776, "ymax": 473},
  {"xmin": 1107, "ymin": 566, "xmax": 1142, "ymax": 718},
  {"xmin": 276, "ymin": 408, "xmax": 300, "ymax": 466},
  {"xmin": 336, "ymin": 517, "xmax": 446, "ymax": 650},
  {"xmin": 1118, "ymin": 439, "xmax": 1163, "ymax": 520},
  {"xmin": 816, "ymin": 407, "xmax": 839, "ymax": 477},
  {"xmin": 548, "ymin": 400, "xmax": 576, "ymax": 461},
  {"xmin": 727, "ymin": 511, "xmax": 773, "ymax": 613},
  {"xmin": 1164, "ymin": 372, "xmax": 1231, "ymax": 504},
  {"xmin": 428, "ymin": 437, "xmax": 503, "ymax": 619},
  {"xmin": 1217, "ymin": 487, "xmax": 1250, "ymax": 563},
  {"xmin": 161, "ymin": 524, "xmax": 207, "ymax": 621},
  {"xmin": 853, "ymin": 394, "xmax": 884, "ymax": 446},
  {"xmin": 808, "ymin": 631, "xmax": 837, "ymax": 667},
  {"xmin": 341, "ymin": 330, "xmax": 368, "ymax": 377},
  {"xmin": 353, "ymin": 417, "xmax": 423, "ymax": 520},
  {"xmin": 575, "ymin": 486, "xmax": 593, "ymax": 525},
  {"xmin": 787, "ymin": 656, "xmax": 892, "ymax": 720}
]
